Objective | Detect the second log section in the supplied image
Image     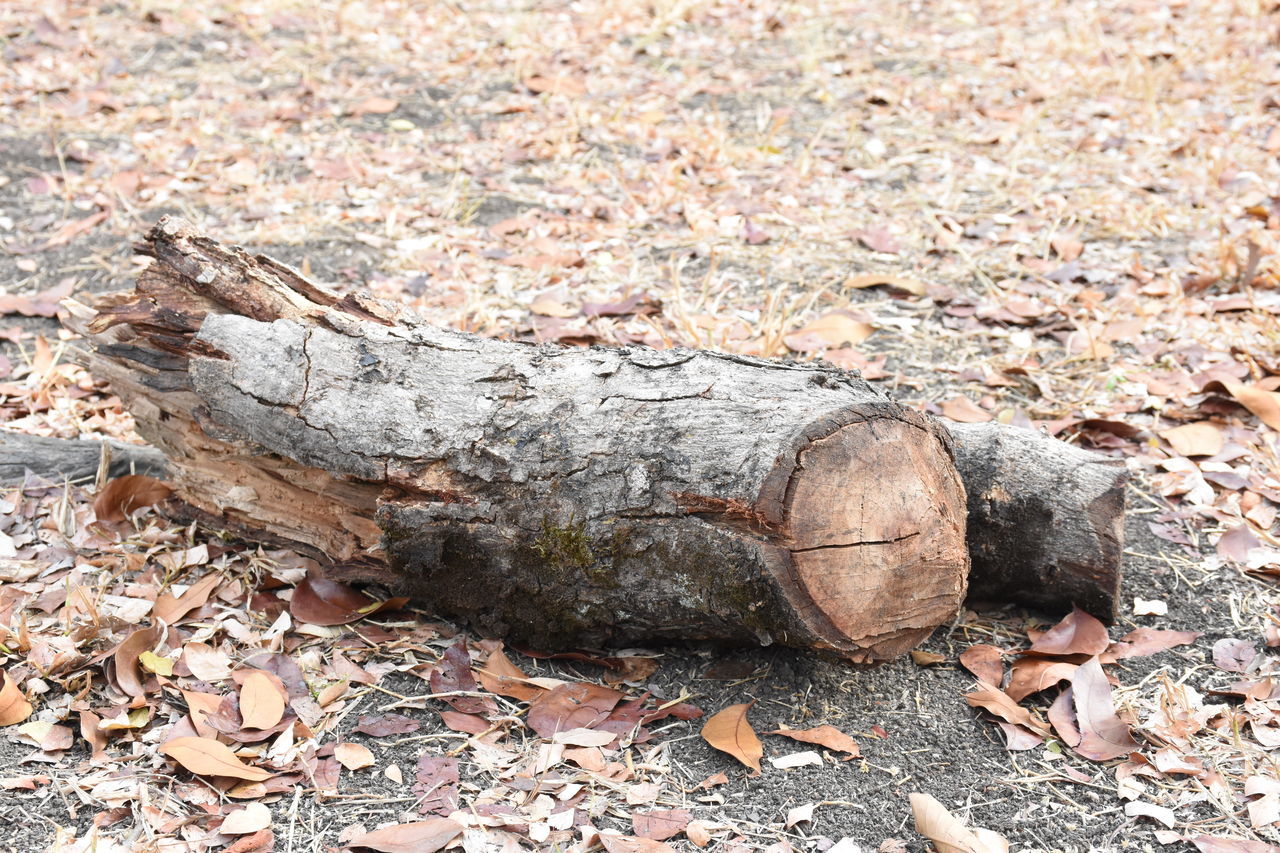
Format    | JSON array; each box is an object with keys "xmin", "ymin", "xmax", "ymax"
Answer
[{"xmin": 70, "ymin": 218, "xmax": 1126, "ymax": 661}]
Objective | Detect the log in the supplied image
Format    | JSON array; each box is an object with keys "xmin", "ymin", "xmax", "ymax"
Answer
[
  {"xmin": 0, "ymin": 429, "xmax": 168, "ymax": 485},
  {"xmin": 66, "ymin": 218, "xmax": 970, "ymax": 662},
  {"xmin": 60, "ymin": 218, "xmax": 1126, "ymax": 658},
  {"xmin": 944, "ymin": 422, "xmax": 1126, "ymax": 620}
]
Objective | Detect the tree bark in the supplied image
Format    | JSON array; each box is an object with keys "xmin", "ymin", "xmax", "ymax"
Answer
[
  {"xmin": 945, "ymin": 422, "xmax": 1126, "ymax": 620},
  {"xmin": 0, "ymin": 429, "xmax": 167, "ymax": 485},
  {"xmin": 66, "ymin": 217, "xmax": 972, "ymax": 661}
]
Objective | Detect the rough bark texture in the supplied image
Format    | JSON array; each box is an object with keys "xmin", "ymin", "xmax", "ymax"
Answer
[
  {"xmin": 67, "ymin": 217, "xmax": 971, "ymax": 661},
  {"xmin": 945, "ymin": 421, "xmax": 1127, "ymax": 620},
  {"xmin": 0, "ymin": 429, "xmax": 167, "ymax": 485}
]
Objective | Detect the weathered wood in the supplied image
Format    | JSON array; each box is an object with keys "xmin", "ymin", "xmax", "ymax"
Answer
[
  {"xmin": 944, "ymin": 421, "xmax": 1126, "ymax": 621},
  {"xmin": 67, "ymin": 217, "xmax": 971, "ymax": 661},
  {"xmin": 0, "ymin": 429, "xmax": 167, "ymax": 485}
]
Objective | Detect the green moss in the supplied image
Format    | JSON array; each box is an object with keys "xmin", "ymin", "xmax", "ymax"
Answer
[{"xmin": 532, "ymin": 515, "xmax": 594, "ymax": 571}]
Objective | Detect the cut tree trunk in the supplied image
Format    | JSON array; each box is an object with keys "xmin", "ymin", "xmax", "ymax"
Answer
[
  {"xmin": 60, "ymin": 217, "xmax": 1124, "ymax": 659},
  {"xmin": 945, "ymin": 422, "xmax": 1126, "ymax": 620}
]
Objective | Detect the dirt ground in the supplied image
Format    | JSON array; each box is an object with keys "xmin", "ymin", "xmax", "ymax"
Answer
[{"xmin": 2, "ymin": 1, "xmax": 1280, "ymax": 851}]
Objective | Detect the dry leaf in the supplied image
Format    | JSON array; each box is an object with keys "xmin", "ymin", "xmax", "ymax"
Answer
[
  {"xmin": 345, "ymin": 818, "xmax": 462, "ymax": 853},
  {"xmin": 845, "ymin": 273, "xmax": 927, "ymax": 296},
  {"xmin": 959, "ymin": 645, "xmax": 1004, "ymax": 686},
  {"xmin": 765, "ymin": 724, "xmax": 860, "ymax": 757},
  {"xmin": 160, "ymin": 736, "xmax": 273, "ymax": 781},
  {"xmin": 1217, "ymin": 381, "xmax": 1280, "ymax": 431},
  {"xmin": 0, "ymin": 671, "xmax": 32, "ymax": 726},
  {"xmin": 93, "ymin": 474, "xmax": 171, "ymax": 522},
  {"xmin": 910, "ymin": 792, "xmax": 1009, "ymax": 853},
  {"xmin": 289, "ymin": 573, "xmax": 405, "ymax": 626},
  {"xmin": 1006, "ymin": 659, "xmax": 1077, "ymax": 702},
  {"xmin": 113, "ymin": 624, "xmax": 161, "ymax": 697},
  {"xmin": 1124, "ymin": 800, "xmax": 1176, "ymax": 828},
  {"xmin": 784, "ymin": 312, "xmax": 874, "ymax": 352},
  {"xmin": 940, "ymin": 397, "xmax": 992, "ymax": 423},
  {"xmin": 335, "ymin": 742, "xmax": 375, "ymax": 770},
  {"xmin": 1160, "ymin": 422, "xmax": 1224, "ymax": 457},
  {"xmin": 351, "ymin": 96, "xmax": 399, "ymax": 115},
  {"xmin": 701, "ymin": 702, "xmax": 762, "ymax": 773},
  {"xmin": 911, "ymin": 650, "xmax": 947, "ymax": 666},
  {"xmin": 154, "ymin": 571, "xmax": 222, "ymax": 624},
  {"xmin": 526, "ymin": 682, "xmax": 622, "ymax": 737},
  {"xmin": 598, "ymin": 835, "xmax": 679, "ymax": 853},
  {"xmin": 1069, "ymin": 658, "xmax": 1140, "ymax": 760},
  {"xmin": 632, "ymin": 809, "xmax": 692, "ymax": 841},
  {"xmin": 239, "ymin": 670, "xmax": 286, "ymax": 730},
  {"xmin": 221, "ymin": 802, "xmax": 272, "ymax": 835},
  {"xmin": 352, "ymin": 714, "xmax": 420, "ymax": 737},
  {"xmin": 530, "ymin": 295, "xmax": 578, "ymax": 318},
  {"xmin": 1110, "ymin": 628, "xmax": 1201, "ymax": 659},
  {"xmin": 1027, "ymin": 607, "xmax": 1110, "ymax": 656},
  {"xmin": 964, "ymin": 682, "xmax": 1050, "ymax": 736}
]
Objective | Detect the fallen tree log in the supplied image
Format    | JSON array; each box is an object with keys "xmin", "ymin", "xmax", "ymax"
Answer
[
  {"xmin": 61, "ymin": 217, "xmax": 1124, "ymax": 659},
  {"xmin": 0, "ymin": 429, "xmax": 168, "ymax": 484}
]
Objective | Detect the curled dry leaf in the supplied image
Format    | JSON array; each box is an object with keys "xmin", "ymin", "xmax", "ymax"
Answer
[
  {"xmin": 910, "ymin": 792, "xmax": 1009, "ymax": 853},
  {"xmin": 845, "ymin": 273, "xmax": 927, "ymax": 296},
  {"xmin": 766, "ymin": 724, "xmax": 860, "ymax": 757},
  {"xmin": 113, "ymin": 624, "xmax": 161, "ymax": 698},
  {"xmin": 93, "ymin": 474, "xmax": 172, "ymax": 522},
  {"xmin": 1209, "ymin": 380, "xmax": 1280, "ymax": 431},
  {"xmin": 959, "ymin": 644, "xmax": 1005, "ymax": 686},
  {"xmin": 289, "ymin": 573, "xmax": 406, "ymax": 626},
  {"xmin": 1069, "ymin": 658, "xmax": 1140, "ymax": 761},
  {"xmin": 239, "ymin": 670, "xmax": 286, "ymax": 730},
  {"xmin": 345, "ymin": 818, "xmax": 462, "ymax": 853},
  {"xmin": 1006, "ymin": 659, "xmax": 1077, "ymax": 702},
  {"xmin": 940, "ymin": 397, "xmax": 992, "ymax": 424},
  {"xmin": 160, "ymin": 736, "xmax": 273, "ymax": 781},
  {"xmin": 964, "ymin": 682, "xmax": 1050, "ymax": 736},
  {"xmin": 1027, "ymin": 607, "xmax": 1110, "ymax": 656},
  {"xmin": 475, "ymin": 648, "xmax": 544, "ymax": 702},
  {"xmin": 701, "ymin": 702, "xmax": 763, "ymax": 773},
  {"xmin": 0, "ymin": 671, "xmax": 33, "ymax": 726}
]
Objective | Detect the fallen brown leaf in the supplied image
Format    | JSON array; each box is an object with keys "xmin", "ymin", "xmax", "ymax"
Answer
[
  {"xmin": 1069, "ymin": 658, "xmax": 1140, "ymax": 760},
  {"xmin": 765, "ymin": 724, "xmax": 860, "ymax": 757},
  {"xmin": 632, "ymin": 809, "xmax": 692, "ymax": 841},
  {"xmin": 93, "ymin": 474, "xmax": 172, "ymax": 523},
  {"xmin": 239, "ymin": 670, "xmax": 286, "ymax": 730},
  {"xmin": 959, "ymin": 645, "xmax": 1005, "ymax": 686},
  {"xmin": 1160, "ymin": 422, "xmax": 1224, "ymax": 457},
  {"xmin": 160, "ymin": 736, "xmax": 273, "ymax": 781},
  {"xmin": 701, "ymin": 702, "xmax": 763, "ymax": 773},
  {"xmin": 345, "ymin": 818, "xmax": 462, "ymax": 853},
  {"xmin": 910, "ymin": 792, "xmax": 1009, "ymax": 853},
  {"xmin": 0, "ymin": 671, "xmax": 32, "ymax": 726},
  {"xmin": 964, "ymin": 682, "xmax": 1050, "ymax": 736},
  {"xmin": 1027, "ymin": 607, "xmax": 1110, "ymax": 656}
]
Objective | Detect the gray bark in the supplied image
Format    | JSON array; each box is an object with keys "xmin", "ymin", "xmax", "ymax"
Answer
[{"xmin": 0, "ymin": 429, "xmax": 167, "ymax": 485}]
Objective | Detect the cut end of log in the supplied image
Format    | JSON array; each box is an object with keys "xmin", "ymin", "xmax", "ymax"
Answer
[{"xmin": 780, "ymin": 414, "xmax": 969, "ymax": 660}]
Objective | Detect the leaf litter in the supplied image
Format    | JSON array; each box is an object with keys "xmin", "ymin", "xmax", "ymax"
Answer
[{"xmin": 3, "ymin": 0, "xmax": 1280, "ymax": 848}]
